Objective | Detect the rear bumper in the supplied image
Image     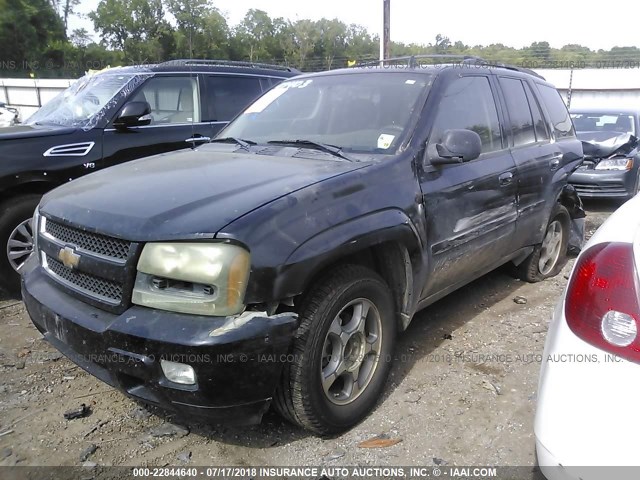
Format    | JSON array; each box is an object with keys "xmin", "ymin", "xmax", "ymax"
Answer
[
  {"xmin": 22, "ymin": 257, "xmax": 298, "ymax": 425},
  {"xmin": 535, "ymin": 303, "xmax": 640, "ymax": 478},
  {"xmin": 568, "ymin": 169, "xmax": 635, "ymax": 198}
]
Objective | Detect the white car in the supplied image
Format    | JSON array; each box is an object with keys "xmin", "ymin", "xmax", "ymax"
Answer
[{"xmin": 535, "ymin": 195, "xmax": 640, "ymax": 480}]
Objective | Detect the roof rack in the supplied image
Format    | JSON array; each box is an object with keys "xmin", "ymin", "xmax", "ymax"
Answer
[
  {"xmin": 158, "ymin": 59, "xmax": 299, "ymax": 73},
  {"xmin": 355, "ymin": 54, "xmax": 546, "ymax": 80},
  {"xmin": 356, "ymin": 54, "xmax": 484, "ymax": 67}
]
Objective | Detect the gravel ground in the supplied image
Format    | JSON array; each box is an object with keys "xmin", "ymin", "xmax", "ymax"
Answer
[{"xmin": 0, "ymin": 200, "xmax": 618, "ymax": 473}]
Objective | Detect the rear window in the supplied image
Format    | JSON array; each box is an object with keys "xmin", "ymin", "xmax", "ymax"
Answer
[{"xmin": 536, "ymin": 84, "xmax": 575, "ymax": 139}]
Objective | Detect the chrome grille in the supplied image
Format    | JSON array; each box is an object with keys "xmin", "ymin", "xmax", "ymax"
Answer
[
  {"xmin": 45, "ymin": 254, "xmax": 123, "ymax": 303},
  {"xmin": 45, "ymin": 220, "xmax": 131, "ymax": 260},
  {"xmin": 39, "ymin": 217, "xmax": 136, "ymax": 311}
]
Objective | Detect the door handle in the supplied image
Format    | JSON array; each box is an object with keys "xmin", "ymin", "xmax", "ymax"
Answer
[
  {"xmin": 498, "ymin": 171, "xmax": 514, "ymax": 186},
  {"xmin": 185, "ymin": 136, "xmax": 211, "ymax": 144}
]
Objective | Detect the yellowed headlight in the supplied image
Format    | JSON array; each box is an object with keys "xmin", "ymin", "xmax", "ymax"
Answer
[{"xmin": 132, "ymin": 243, "xmax": 250, "ymax": 316}]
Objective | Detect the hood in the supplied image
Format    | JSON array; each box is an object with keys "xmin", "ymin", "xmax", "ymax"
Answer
[
  {"xmin": 40, "ymin": 146, "xmax": 368, "ymax": 241},
  {"xmin": 577, "ymin": 131, "xmax": 639, "ymax": 158},
  {"xmin": 0, "ymin": 123, "xmax": 77, "ymax": 141}
]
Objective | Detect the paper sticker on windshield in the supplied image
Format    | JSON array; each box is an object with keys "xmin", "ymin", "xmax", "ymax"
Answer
[
  {"xmin": 378, "ymin": 134, "xmax": 395, "ymax": 149},
  {"xmin": 245, "ymin": 86, "xmax": 287, "ymax": 114},
  {"xmin": 405, "ymin": 79, "xmax": 416, "ymax": 85}
]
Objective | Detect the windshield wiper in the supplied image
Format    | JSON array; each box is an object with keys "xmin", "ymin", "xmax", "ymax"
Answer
[
  {"xmin": 267, "ymin": 139, "xmax": 353, "ymax": 161},
  {"xmin": 210, "ymin": 137, "xmax": 256, "ymax": 151}
]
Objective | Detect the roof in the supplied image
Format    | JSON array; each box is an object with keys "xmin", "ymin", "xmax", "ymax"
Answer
[{"xmin": 292, "ymin": 63, "xmax": 550, "ymax": 84}]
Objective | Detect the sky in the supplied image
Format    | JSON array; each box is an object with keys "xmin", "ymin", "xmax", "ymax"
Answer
[{"xmin": 68, "ymin": 0, "xmax": 640, "ymax": 51}]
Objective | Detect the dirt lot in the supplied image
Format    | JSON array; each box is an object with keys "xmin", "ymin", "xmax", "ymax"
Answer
[{"xmin": 0, "ymin": 200, "xmax": 618, "ymax": 473}]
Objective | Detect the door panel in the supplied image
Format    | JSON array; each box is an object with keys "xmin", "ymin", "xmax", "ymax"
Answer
[
  {"xmin": 498, "ymin": 77, "xmax": 559, "ymax": 249},
  {"xmin": 421, "ymin": 151, "xmax": 517, "ymax": 296},
  {"xmin": 419, "ymin": 75, "xmax": 518, "ymax": 298},
  {"xmin": 102, "ymin": 75, "xmax": 209, "ymax": 168}
]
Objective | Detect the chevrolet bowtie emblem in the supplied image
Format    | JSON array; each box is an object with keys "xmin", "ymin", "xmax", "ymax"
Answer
[{"xmin": 58, "ymin": 246, "xmax": 80, "ymax": 269}]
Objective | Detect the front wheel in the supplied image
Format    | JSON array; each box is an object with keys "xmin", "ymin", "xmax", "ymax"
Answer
[
  {"xmin": 273, "ymin": 265, "xmax": 396, "ymax": 435},
  {"xmin": 515, "ymin": 204, "xmax": 570, "ymax": 283},
  {"xmin": 0, "ymin": 195, "xmax": 41, "ymax": 296}
]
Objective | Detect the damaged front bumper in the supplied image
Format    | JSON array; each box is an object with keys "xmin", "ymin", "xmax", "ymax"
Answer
[
  {"xmin": 21, "ymin": 257, "xmax": 298, "ymax": 425},
  {"xmin": 569, "ymin": 168, "xmax": 636, "ymax": 199}
]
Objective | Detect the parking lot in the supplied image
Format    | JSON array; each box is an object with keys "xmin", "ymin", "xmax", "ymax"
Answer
[{"xmin": 0, "ymin": 200, "xmax": 617, "ymax": 472}]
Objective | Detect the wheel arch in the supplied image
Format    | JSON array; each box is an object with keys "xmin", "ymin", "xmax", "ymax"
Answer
[
  {"xmin": 0, "ymin": 180, "xmax": 58, "ymax": 207},
  {"xmin": 274, "ymin": 210, "xmax": 423, "ymax": 332}
]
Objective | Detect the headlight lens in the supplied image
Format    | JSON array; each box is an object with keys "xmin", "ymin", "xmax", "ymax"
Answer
[
  {"xmin": 132, "ymin": 243, "xmax": 250, "ymax": 316},
  {"xmin": 595, "ymin": 158, "xmax": 633, "ymax": 171}
]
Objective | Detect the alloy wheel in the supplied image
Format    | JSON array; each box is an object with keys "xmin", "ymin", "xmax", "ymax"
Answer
[
  {"xmin": 320, "ymin": 298, "xmax": 383, "ymax": 405},
  {"xmin": 7, "ymin": 218, "xmax": 34, "ymax": 272}
]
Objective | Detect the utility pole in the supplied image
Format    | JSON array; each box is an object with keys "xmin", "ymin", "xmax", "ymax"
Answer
[{"xmin": 380, "ymin": 0, "xmax": 390, "ymax": 62}]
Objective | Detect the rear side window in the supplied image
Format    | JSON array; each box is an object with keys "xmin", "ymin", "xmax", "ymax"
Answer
[
  {"xmin": 430, "ymin": 76, "xmax": 502, "ymax": 154},
  {"xmin": 536, "ymin": 84, "xmax": 575, "ymax": 139},
  {"xmin": 204, "ymin": 76, "xmax": 263, "ymax": 122},
  {"xmin": 499, "ymin": 77, "xmax": 535, "ymax": 147},
  {"xmin": 523, "ymin": 82, "xmax": 550, "ymax": 142}
]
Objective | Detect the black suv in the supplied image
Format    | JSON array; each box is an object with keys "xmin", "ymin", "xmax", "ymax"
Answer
[
  {"xmin": 0, "ymin": 60, "xmax": 298, "ymax": 293},
  {"xmin": 22, "ymin": 56, "xmax": 584, "ymax": 435}
]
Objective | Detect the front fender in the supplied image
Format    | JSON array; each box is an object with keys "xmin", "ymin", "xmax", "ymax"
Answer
[{"xmin": 273, "ymin": 208, "xmax": 422, "ymax": 301}]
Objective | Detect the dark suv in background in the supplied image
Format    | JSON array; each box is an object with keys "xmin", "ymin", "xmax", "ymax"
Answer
[
  {"xmin": 22, "ymin": 56, "xmax": 584, "ymax": 435},
  {"xmin": 0, "ymin": 60, "xmax": 298, "ymax": 293}
]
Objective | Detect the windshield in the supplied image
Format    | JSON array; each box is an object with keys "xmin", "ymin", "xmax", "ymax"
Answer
[
  {"xmin": 571, "ymin": 112, "xmax": 636, "ymax": 135},
  {"xmin": 26, "ymin": 69, "xmax": 150, "ymax": 130},
  {"xmin": 221, "ymin": 72, "xmax": 432, "ymax": 154}
]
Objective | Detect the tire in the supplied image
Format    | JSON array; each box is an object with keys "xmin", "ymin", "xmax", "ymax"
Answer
[
  {"xmin": 0, "ymin": 194, "xmax": 41, "ymax": 296},
  {"xmin": 273, "ymin": 264, "xmax": 396, "ymax": 435},
  {"xmin": 515, "ymin": 204, "xmax": 570, "ymax": 283}
]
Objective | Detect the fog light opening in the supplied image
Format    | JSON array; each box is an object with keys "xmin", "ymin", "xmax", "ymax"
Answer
[
  {"xmin": 160, "ymin": 359, "xmax": 197, "ymax": 385},
  {"xmin": 601, "ymin": 310, "xmax": 637, "ymax": 347}
]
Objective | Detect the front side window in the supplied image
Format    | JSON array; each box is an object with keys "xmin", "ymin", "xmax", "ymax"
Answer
[
  {"xmin": 570, "ymin": 112, "xmax": 636, "ymax": 135},
  {"xmin": 429, "ymin": 76, "xmax": 502, "ymax": 154},
  {"xmin": 222, "ymin": 72, "xmax": 432, "ymax": 154},
  {"xmin": 131, "ymin": 76, "xmax": 200, "ymax": 125}
]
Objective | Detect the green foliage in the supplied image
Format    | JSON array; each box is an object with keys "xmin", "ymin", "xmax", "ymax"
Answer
[
  {"xmin": 0, "ymin": 0, "xmax": 66, "ymax": 72},
  {"xmin": 2, "ymin": 1, "xmax": 640, "ymax": 78}
]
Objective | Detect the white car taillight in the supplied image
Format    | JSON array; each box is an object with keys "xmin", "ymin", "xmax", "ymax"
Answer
[{"xmin": 565, "ymin": 243, "xmax": 640, "ymax": 362}]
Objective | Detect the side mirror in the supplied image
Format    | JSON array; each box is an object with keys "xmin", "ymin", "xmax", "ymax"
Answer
[
  {"xmin": 113, "ymin": 101, "xmax": 152, "ymax": 129},
  {"xmin": 428, "ymin": 129, "xmax": 482, "ymax": 166}
]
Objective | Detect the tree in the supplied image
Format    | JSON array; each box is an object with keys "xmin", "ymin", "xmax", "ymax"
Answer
[
  {"xmin": 90, "ymin": 0, "xmax": 174, "ymax": 63},
  {"xmin": 344, "ymin": 24, "xmax": 377, "ymax": 62},
  {"xmin": 233, "ymin": 9, "xmax": 275, "ymax": 61},
  {"xmin": 165, "ymin": 0, "xmax": 228, "ymax": 59},
  {"xmin": 434, "ymin": 34, "xmax": 451, "ymax": 54},
  {"xmin": 291, "ymin": 19, "xmax": 319, "ymax": 70},
  {"xmin": 316, "ymin": 18, "xmax": 348, "ymax": 69},
  {"xmin": 0, "ymin": 0, "xmax": 66, "ymax": 69},
  {"xmin": 70, "ymin": 28, "xmax": 92, "ymax": 48},
  {"xmin": 48, "ymin": 0, "xmax": 80, "ymax": 31}
]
